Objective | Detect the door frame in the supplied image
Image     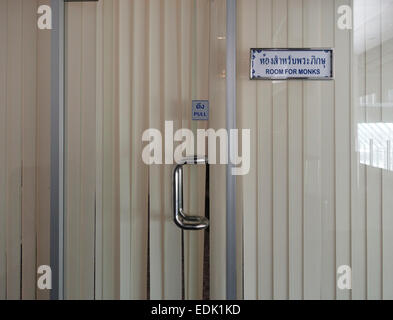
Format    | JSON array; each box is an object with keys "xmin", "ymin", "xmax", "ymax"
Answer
[
  {"xmin": 50, "ymin": 0, "xmax": 65, "ymax": 301},
  {"xmin": 226, "ymin": 0, "xmax": 237, "ymax": 301}
]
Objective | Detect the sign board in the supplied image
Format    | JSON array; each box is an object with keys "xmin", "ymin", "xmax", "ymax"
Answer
[
  {"xmin": 250, "ymin": 48, "xmax": 334, "ymax": 80},
  {"xmin": 192, "ymin": 100, "xmax": 209, "ymax": 121}
]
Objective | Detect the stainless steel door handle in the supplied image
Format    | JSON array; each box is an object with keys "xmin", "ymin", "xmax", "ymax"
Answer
[{"xmin": 173, "ymin": 157, "xmax": 209, "ymax": 230}]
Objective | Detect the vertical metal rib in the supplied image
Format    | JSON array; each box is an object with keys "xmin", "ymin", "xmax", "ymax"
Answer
[
  {"xmin": 226, "ymin": 0, "xmax": 237, "ymax": 300},
  {"xmin": 50, "ymin": 0, "xmax": 64, "ymax": 300}
]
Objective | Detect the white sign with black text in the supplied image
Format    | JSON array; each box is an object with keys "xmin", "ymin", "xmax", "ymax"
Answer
[{"xmin": 250, "ymin": 48, "xmax": 334, "ymax": 80}]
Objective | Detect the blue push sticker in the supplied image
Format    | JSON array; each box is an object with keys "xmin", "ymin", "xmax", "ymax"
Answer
[{"xmin": 192, "ymin": 100, "xmax": 209, "ymax": 121}]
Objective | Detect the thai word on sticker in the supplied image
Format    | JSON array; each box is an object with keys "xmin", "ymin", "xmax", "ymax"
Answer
[{"xmin": 192, "ymin": 100, "xmax": 209, "ymax": 121}]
